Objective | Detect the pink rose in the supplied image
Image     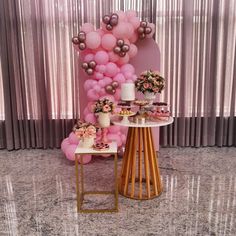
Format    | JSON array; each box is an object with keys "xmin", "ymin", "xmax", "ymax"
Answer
[
  {"xmin": 143, "ymin": 83, "xmax": 150, "ymax": 89},
  {"xmin": 102, "ymin": 104, "xmax": 111, "ymax": 113}
]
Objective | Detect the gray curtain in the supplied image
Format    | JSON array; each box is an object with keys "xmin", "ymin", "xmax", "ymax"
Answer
[{"xmin": 0, "ymin": 0, "xmax": 235, "ymax": 150}]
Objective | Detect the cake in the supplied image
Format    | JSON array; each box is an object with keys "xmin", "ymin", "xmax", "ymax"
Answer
[{"xmin": 121, "ymin": 83, "xmax": 135, "ymax": 101}]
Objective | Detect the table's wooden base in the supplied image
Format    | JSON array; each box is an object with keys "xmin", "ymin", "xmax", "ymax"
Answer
[{"xmin": 119, "ymin": 127, "xmax": 162, "ymax": 200}]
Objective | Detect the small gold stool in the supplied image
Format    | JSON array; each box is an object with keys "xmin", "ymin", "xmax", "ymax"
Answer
[{"xmin": 75, "ymin": 141, "xmax": 118, "ymax": 213}]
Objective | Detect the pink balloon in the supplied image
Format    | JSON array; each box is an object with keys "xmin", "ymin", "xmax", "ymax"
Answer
[
  {"xmin": 83, "ymin": 107, "xmax": 90, "ymax": 116},
  {"xmin": 99, "ymin": 88, "xmax": 106, "ymax": 96},
  {"xmin": 117, "ymin": 54, "xmax": 130, "ymax": 65},
  {"xmin": 94, "ymin": 72, "xmax": 104, "ymax": 80},
  {"xmin": 120, "ymin": 64, "xmax": 135, "ymax": 74},
  {"xmin": 114, "ymin": 88, "xmax": 121, "ymax": 100},
  {"xmin": 129, "ymin": 33, "xmax": 138, "ymax": 43},
  {"xmin": 68, "ymin": 132, "xmax": 79, "ymax": 145},
  {"xmin": 125, "ymin": 23, "xmax": 134, "ymax": 39},
  {"xmin": 115, "ymin": 11, "xmax": 127, "ymax": 21},
  {"xmin": 113, "ymin": 73, "xmax": 126, "ymax": 83},
  {"xmin": 100, "ymin": 95, "xmax": 115, "ymax": 102},
  {"xmin": 78, "ymin": 154, "xmax": 92, "ymax": 164},
  {"xmin": 98, "ymin": 79, "xmax": 106, "ymax": 87},
  {"xmin": 128, "ymin": 44, "xmax": 138, "ymax": 58},
  {"xmin": 103, "ymin": 76, "xmax": 113, "ymax": 85},
  {"xmin": 101, "ymin": 34, "xmax": 117, "ymax": 50},
  {"xmin": 84, "ymin": 79, "xmax": 97, "ymax": 91},
  {"xmin": 132, "ymin": 75, "xmax": 137, "ymax": 81},
  {"xmin": 84, "ymin": 53, "xmax": 94, "ymax": 62},
  {"xmin": 108, "ymin": 51, "xmax": 119, "ymax": 63},
  {"xmin": 61, "ymin": 138, "xmax": 70, "ymax": 153},
  {"xmin": 113, "ymin": 22, "xmax": 129, "ymax": 38},
  {"xmin": 96, "ymin": 64, "xmax": 106, "ymax": 73},
  {"xmin": 93, "ymin": 84, "xmax": 101, "ymax": 92},
  {"xmin": 123, "ymin": 71, "xmax": 133, "ymax": 80},
  {"xmin": 81, "ymin": 23, "xmax": 94, "ymax": 33},
  {"xmin": 94, "ymin": 51, "xmax": 109, "ymax": 65},
  {"xmin": 85, "ymin": 113, "xmax": 96, "ymax": 123},
  {"xmin": 105, "ymin": 62, "xmax": 118, "ymax": 77},
  {"xmin": 87, "ymin": 89, "xmax": 100, "ymax": 101},
  {"xmin": 126, "ymin": 10, "xmax": 137, "ymax": 18},
  {"xmin": 129, "ymin": 16, "xmax": 140, "ymax": 29},
  {"xmin": 96, "ymin": 28, "xmax": 105, "ymax": 37},
  {"xmin": 109, "ymin": 126, "xmax": 120, "ymax": 133},
  {"xmin": 65, "ymin": 144, "xmax": 77, "ymax": 161},
  {"xmin": 86, "ymin": 32, "xmax": 101, "ymax": 49}
]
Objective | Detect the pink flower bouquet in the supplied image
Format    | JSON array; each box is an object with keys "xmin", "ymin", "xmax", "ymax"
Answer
[
  {"xmin": 93, "ymin": 98, "xmax": 115, "ymax": 113},
  {"xmin": 135, "ymin": 70, "xmax": 165, "ymax": 94},
  {"xmin": 73, "ymin": 120, "xmax": 97, "ymax": 139}
]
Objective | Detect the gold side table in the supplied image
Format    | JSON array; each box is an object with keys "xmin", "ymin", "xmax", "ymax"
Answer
[
  {"xmin": 113, "ymin": 118, "xmax": 174, "ymax": 200},
  {"xmin": 75, "ymin": 141, "xmax": 118, "ymax": 213}
]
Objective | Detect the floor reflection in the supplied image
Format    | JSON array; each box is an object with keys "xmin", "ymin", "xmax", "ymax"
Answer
[{"xmin": 0, "ymin": 172, "xmax": 235, "ymax": 235}]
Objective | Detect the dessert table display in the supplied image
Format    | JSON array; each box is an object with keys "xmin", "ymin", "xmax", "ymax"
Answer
[
  {"xmin": 112, "ymin": 118, "xmax": 173, "ymax": 200},
  {"xmin": 75, "ymin": 141, "xmax": 118, "ymax": 213}
]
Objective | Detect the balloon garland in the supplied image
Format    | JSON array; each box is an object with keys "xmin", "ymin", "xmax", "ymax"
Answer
[{"xmin": 62, "ymin": 10, "xmax": 155, "ymax": 162}]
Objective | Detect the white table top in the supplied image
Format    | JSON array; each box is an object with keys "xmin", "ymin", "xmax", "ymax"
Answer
[
  {"xmin": 112, "ymin": 117, "xmax": 174, "ymax": 128},
  {"xmin": 75, "ymin": 141, "xmax": 117, "ymax": 154}
]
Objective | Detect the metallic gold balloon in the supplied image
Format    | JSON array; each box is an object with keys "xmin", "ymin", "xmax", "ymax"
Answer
[
  {"xmin": 106, "ymin": 24, "xmax": 113, "ymax": 31},
  {"xmin": 137, "ymin": 26, "xmax": 145, "ymax": 34},
  {"xmin": 88, "ymin": 60, "xmax": 96, "ymax": 69},
  {"xmin": 145, "ymin": 27, "xmax": 152, "ymax": 34},
  {"xmin": 111, "ymin": 13, "xmax": 119, "ymax": 20},
  {"xmin": 110, "ymin": 18, "xmax": 118, "ymax": 26},
  {"xmin": 86, "ymin": 68, "xmax": 94, "ymax": 75},
  {"xmin": 113, "ymin": 46, "xmax": 121, "ymax": 54},
  {"xmin": 111, "ymin": 81, "xmax": 119, "ymax": 88},
  {"xmin": 102, "ymin": 15, "xmax": 111, "ymax": 24},
  {"xmin": 72, "ymin": 36, "xmax": 79, "ymax": 44},
  {"xmin": 105, "ymin": 85, "xmax": 113, "ymax": 94},
  {"xmin": 79, "ymin": 43, "xmax": 86, "ymax": 50},
  {"xmin": 140, "ymin": 21, "xmax": 148, "ymax": 28},
  {"xmin": 121, "ymin": 44, "xmax": 130, "ymax": 52},
  {"xmin": 81, "ymin": 62, "xmax": 89, "ymax": 69},
  {"xmin": 116, "ymin": 39, "xmax": 124, "ymax": 47},
  {"xmin": 78, "ymin": 32, "xmax": 86, "ymax": 41},
  {"xmin": 119, "ymin": 51, "xmax": 126, "ymax": 57},
  {"xmin": 79, "ymin": 42, "xmax": 86, "ymax": 50},
  {"xmin": 139, "ymin": 33, "xmax": 146, "ymax": 39}
]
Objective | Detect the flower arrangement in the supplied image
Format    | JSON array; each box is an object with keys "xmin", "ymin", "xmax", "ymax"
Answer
[
  {"xmin": 73, "ymin": 120, "xmax": 97, "ymax": 139},
  {"xmin": 135, "ymin": 70, "xmax": 165, "ymax": 94},
  {"xmin": 93, "ymin": 98, "xmax": 115, "ymax": 113}
]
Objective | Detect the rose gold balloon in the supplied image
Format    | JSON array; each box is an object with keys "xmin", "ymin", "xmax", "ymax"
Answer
[
  {"xmin": 88, "ymin": 60, "xmax": 96, "ymax": 69},
  {"xmin": 116, "ymin": 39, "xmax": 124, "ymax": 47},
  {"xmin": 79, "ymin": 43, "xmax": 86, "ymax": 50},
  {"xmin": 140, "ymin": 21, "xmax": 147, "ymax": 28},
  {"xmin": 144, "ymin": 27, "xmax": 152, "ymax": 34},
  {"xmin": 119, "ymin": 51, "xmax": 126, "ymax": 57},
  {"xmin": 113, "ymin": 46, "xmax": 121, "ymax": 54},
  {"xmin": 78, "ymin": 32, "xmax": 86, "ymax": 41},
  {"xmin": 86, "ymin": 68, "xmax": 94, "ymax": 75},
  {"xmin": 111, "ymin": 13, "xmax": 119, "ymax": 20},
  {"xmin": 121, "ymin": 44, "xmax": 130, "ymax": 52},
  {"xmin": 81, "ymin": 62, "xmax": 89, "ymax": 69},
  {"xmin": 102, "ymin": 15, "xmax": 111, "ymax": 24},
  {"xmin": 105, "ymin": 85, "xmax": 113, "ymax": 94},
  {"xmin": 137, "ymin": 26, "xmax": 145, "ymax": 34},
  {"xmin": 111, "ymin": 89, "xmax": 116, "ymax": 95},
  {"xmin": 139, "ymin": 33, "xmax": 146, "ymax": 39},
  {"xmin": 110, "ymin": 18, "xmax": 118, "ymax": 26},
  {"xmin": 106, "ymin": 24, "xmax": 113, "ymax": 31},
  {"xmin": 111, "ymin": 81, "xmax": 119, "ymax": 88},
  {"xmin": 72, "ymin": 37, "xmax": 79, "ymax": 44}
]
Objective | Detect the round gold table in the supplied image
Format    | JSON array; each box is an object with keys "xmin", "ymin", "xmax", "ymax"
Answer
[{"xmin": 113, "ymin": 117, "xmax": 174, "ymax": 200}]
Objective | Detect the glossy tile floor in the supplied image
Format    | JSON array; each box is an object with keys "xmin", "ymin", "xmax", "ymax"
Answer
[{"xmin": 0, "ymin": 147, "xmax": 235, "ymax": 236}]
